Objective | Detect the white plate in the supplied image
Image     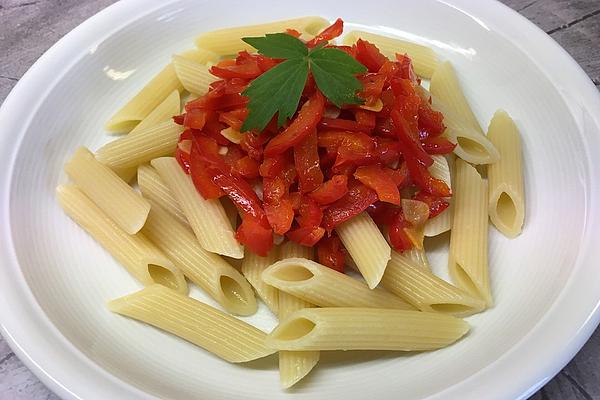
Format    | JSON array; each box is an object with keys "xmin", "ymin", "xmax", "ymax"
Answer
[{"xmin": 1, "ymin": 1, "xmax": 599, "ymax": 399}]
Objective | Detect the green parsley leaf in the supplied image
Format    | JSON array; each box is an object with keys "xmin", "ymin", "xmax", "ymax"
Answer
[
  {"xmin": 241, "ymin": 58, "xmax": 308, "ymax": 132},
  {"xmin": 240, "ymin": 32, "xmax": 367, "ymax": 132},
  {"xmin": 242, "ymin": 33, "xmax": 307, "ymax": 59},
  {"xmin": 309, "ymin": 47, "xmax": 367, "ymax": 107}
]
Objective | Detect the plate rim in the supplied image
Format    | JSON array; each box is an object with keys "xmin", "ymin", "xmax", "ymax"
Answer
[{"xmin": 1, "ymin": 0, "xmax": 599, "ymax": 399}]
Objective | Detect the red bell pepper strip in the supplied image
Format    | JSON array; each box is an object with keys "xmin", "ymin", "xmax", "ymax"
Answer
[
  {"xmin": 264, "ymin": 90, "xmax": 325, "ymax": 157},
  {"xmin": 322, "ymin": 181, "xmax": 378, "ymax": 230},
  {"xmin": 241, "ymin": 131, "xmax": 269, "ymax": 161},
  {"xmin": 404, "ymin": 153, "xmax": 451, "ymax": 197},
  {"xmin": 355, "ymin": 39, "xmax": 389, "ymax": 72},
  {"xmin": 366, "ymin": 201, "xmax": 399, "ymax": 226},
  {"xmin": 354, "ymin": 109, "xmax": 377, "ymax": 130},
  {"xmin": 384, "ymin": 162, "xmax": 409, "ymax": 187},
  {"xmin": 183, "ymin": 109, "xmax": 207, "ymax": 130},
  {"xmin": 236, "ymin": 216, "xmax": 273, "ymax": 256},
  {"xmin": 231, "ymin": 156, "xmax": 260, "ymax": 179},
  {"xmin": 388, "ymin": 210, "xmax": 414, "ymax": 252},
  {"xmin": 422, "ymin": 136, "xmax": 456, "ymax": 155},
  {"xmin": 210, "ymin": 62, "xmax": 263, "ymax": 80},
  {"xmin": 286, "ymin": 225, "xmax": 326, "ymax": 246},
  {"xmin": 413, "ymin": 191, "xmax": 450, "ymax": 218},
  {"xmin": 309, "ymin": 174, "xmax": 348, "ymax": 205},
  {"xmin": 219, "ymin": 108, "xmax": 248, "ymax": 131},
  {"xmin": 294, "ymin": 130, "xmax": 323, "ymax": 193},
  {"xmin": 306, "ymin": 18, "xmax": 344, "ymax": 48},
  {"xmin": 318, "ymin": 118, "xmax": 373, "ymax": 133},
  {"xmin": 264, "ymin": 198, "xmax": 294, "ymax": 235},
  {"xmin": 189, "ymin": 140, "xmax": 224, "ymax": 199},
  {"xmin": 418, "ymin": 101, "xmax": 446, "ymax": 137},
  {"xmin": 391, "ymin": 108, "xmax": 433, "ymax": 167},
  {"xmin": 354, "ymin": 165, "xmax": 401, "ymax": 205},
  {"xmin": 317, "ymin": 235, "xmax": 346, "ymax": 273},
  {"xmin": 185, "ymin": 93, "xmax": 249, "ymax": 112},
  {"xmin": 296, "ymin": 196, "xmax": 323, "ymax": 227}
]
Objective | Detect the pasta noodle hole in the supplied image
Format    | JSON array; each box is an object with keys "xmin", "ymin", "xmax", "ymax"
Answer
[
  {"xmin": 274, "ymin": 317, "xmax": 316, "ymax": 341},
  {"xmin": 451, "ymin": 263, "xmax": 481, "ymax": 300},
  {"xmin": 271, "ymin": 264, "xmax": 315, "ymax": 282},
  {"xmin": 219, "ymin": 275, "xmax": 248, "ymax": 305},
  {"xmin": 496, "ymin": 192, "xmax": 517, "ymax": 227},
  {"xmin": 148, "ymin": 264, "xmax": 179, "ymax": 290},
  {"xmin": 456, "ymin": 136, "xmax": 488, "ymax": 157}
]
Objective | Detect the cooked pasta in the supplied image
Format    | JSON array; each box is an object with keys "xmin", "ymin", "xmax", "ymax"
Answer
[
  {"xmin": 342, "ymin": 30, "xmax": 438, "ymax": 78},
  {"xmin": 129, "ymin": 90, "xmax": 181, "ymax": 136},
  {"xmin": 137, "ymin": 164, "xmax": 189, "ymax": 227},
  {"xmin": 404, "ymin": 247, "xmax": 431, "ymax": 270},
  {"xmin": 172, "ymin": 55, "xmax": 215, "ymax": 95},
  {"xmin": 487, "ymin": 110, "xmax": 525, "ymax": 238},
  {"xmin": 195, "ymin": 17, "xmax": 329, "ymax": 55},
  {"xmin": 275, "ymin": 240, "xmax": 319, "ymax": 388},
  {"xmin": 64, "ymin": 147, "xmax": 150, "ymax": 234},
  {"xmin": 241, "ymin": 247, "xmax": 279, "ymax": 314},
  {"xmin": 381, "ymin": 251, "xmax": 485, "ymax": 317},
  {"xmin": 142, "ymin": 202, "xmax": 256, "ymax": 315},
  {"xmin": 424, "ymin": 155, "xmax": 454, "ymax": 237},
  {"xmin": 266, "ymin": 308, "xmax": 469, "ymax": 351},
  {"xmin": 151, "ymin": 157, "xmax": 244, "ymax": 259},
  {"xmin": 429, "ymin": 62, "xmax": 500, "ymax": 164},
  {"xmin": 105, "ymin": 64, "xmax": 183, "ymax": 132},
  {"xmin": 57, "ymin": 185, "xmax": 187, "ymax": 294},
  {"xmin": 263, "ymin": 257, "xmax": 413, "ymax": 309},
  {"xmin": 448, "ymin": 159, "xmax": 492, "ymax": 306},
  {"xmin": 336, "ymin": 212, "xmax": 391, "ymax": 289},
  {"xmin": 96, "ymin": 120, "xmax": 183, "ymax": 170},
  {"xmin": 176, "ymin": 48, "xmax": 220, "ymax": 65},
  {"xmin": 108, "ymin": 285, "xmax": 275, "ymax": 363}
]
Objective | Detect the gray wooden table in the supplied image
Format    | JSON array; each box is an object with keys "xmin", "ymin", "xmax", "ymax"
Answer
[{"xmin": 0, "ymin": 0, "xmax": 599, "ymax": 399}]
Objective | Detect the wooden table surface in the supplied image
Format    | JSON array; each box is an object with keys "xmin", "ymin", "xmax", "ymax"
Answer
[{"xmin": 0, "ymin": 1, "xmax": 598, "ymax": 399}]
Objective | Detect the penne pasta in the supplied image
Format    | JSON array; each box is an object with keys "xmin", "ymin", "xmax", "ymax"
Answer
[
  {"xmin": 172, "ymin": 55, "xmax": 215, "ymax": 95},
  {"xmin": 263, "ymin": 258, "xmax": 413, "ymax": 309},
  {"xmin": 486, "ymin": 110, "xmax": 525, "ymax": 238},
  {"xmin": 57, "ymin": 185, "xmax": 187, "ymax": 294},
  {"xmin": 108, "ymin": 285, "xmax": 275, "ymax": 363},
  {"xmin": 404, "ymin": 247, "xmax": 431, "ymax": 269},
  {"xmin": 96, "ymin": 120, "xmax": 183, "ymax": 170},
  {"xmin": 137, "ymin": 164, "xmax": 189, "ymax": 227},
  {"xmin": 64, "ymin": 147, "xmax": 150, "ymax": 234},
  {"xmin": 448, "ymin": 159, "xmax": 492, "ymax": 306},
  {"xmin": 129, "ymin": 90, "xmax": 180, "ymax": 136},
  {"xmin": 276, "ymin": 241, "xmax": 319, "ymax": 389},
  {"xmin": 105, "ymin": 63, "xmax": 183, "ymax": 132},
  {"xmin": 336, "ymin": 212, "xmax": 391, "ymax": 289},
  {"xmin": 142, "ymin": 202, "xmax": 256, "ymax": 316},
  {"xmin": 195, "ymin": 17, "xmax": 329, "ymax": 56},
  {"xmin": 381, "ymin": 251, "xmax": 485, "ymax": 317},
  {"xmin": 151, "ymin": 157, "xmax": 244, "ymax": 259},
  {"xmin": 424, "ymin": 154, "xmax": 454, "ymax": 237},
  {"xmin": 176, "ymin": 48, "xmax": 220, "ymax": 65},
  {"xmin": 429, "ymin": 62, "xmax": 499, "ymax": 164},
  {"xmin": 241, "ymin": 247, "xmax": 279, "ymax": 314},
  {"xmin": 266, "ymin": 308, "xmax": 469, "ymax": 351},
  {"xmin": 343, "ymin": 31, "xmax": 438, "ymax": 78}
]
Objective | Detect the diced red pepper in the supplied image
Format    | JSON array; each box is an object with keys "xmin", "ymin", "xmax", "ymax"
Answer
[
  {"xmin": 388, "ymin": 210, "xmax": 414, "ymax": 252},
  {"xmin": 286, "ymin": 225, "xmax": 325, "ymax": 246},
  {"xmin": 306, "ymin": 18, "xmax": 344, "ymax": 48},
  {"xmin": 231, "ymin": 156, "xmax": 260, "ymax": 179},
  {"xmin": 418, "ymin": 101, "xmax": 446, "ymax": 137},
  {"xmin": 296, "ymin": 196, "xmax": 323, "ymax": 227},
  {"xmin": 413, "ymin": 191, "xmax": 450, "ymax": 218},
  {"xmin": 285, "ymin": 28, "xmax": 302, "ymax": 38},
  {"xmin": 172, "ymin": 114, "xmax": 185, "ymax": 125},
  {"xmin": 318, "ymin": 118, "xmax": 373, "ymax": 133},
  {"xmin": 264, "ymin": 90, "xmax": 325, "ymax": 156},
  {"xmin": 391, "ymin": 108, "xmax": 433, "ymax": 167},
  {"xmin": 183, "ymin": 109, "xmax": 207, "ymax": 130},
  {"xmin": 219, "ymin": 108, "xmax": 248, "ymax": 131},
  {"xmin": 294, "ymin": 130, "xmax": 323, "ymax": 193},
  {"xmin": 422, "ymin": 136, "xmax": 456, "ymax": 155},
  {"xmin": 355, "ymin": 39, "xmax": 388, "ymax": 72},
  {"xmin": 322, "ymin": 181, "xmax": 378, "ymax": 230},
  {"xmin": 318, "ymin": 130, "xmax": 376, "ymax": 168},
  {"xmin": 317, "ymin": 235, "xmax": 345, "ymax": 273},
  {"xmin": 309, "ymin": 174, "xmax": 348, "ymax": 205},
  {"xmin": 210, "ymin": 62, "xmax": 262, "ymax": 80},
  {"xmin": 264, "ymin": 198, "xmax": 294, "ymax": 235},
  {"xmin": 404, "ymin": 153, "xmax": 451, "ymax": 197},
  {"xmin": 236, "ymin": 216, "xmax": 273, "ymax": 256},
  {"xmin": 189, "ymin": 139, "xmax": 224, "ymax": 199},
  {"xmin": 384, "ymin": 163, "xmax": 409, "ymax": 187},
  {"xmin": 359, "ymin": 73, "xmax": 386, "ymax": 102},
  {"xmin": 354, "ymin": 165, "xmax": 401, "ymax": 205}
]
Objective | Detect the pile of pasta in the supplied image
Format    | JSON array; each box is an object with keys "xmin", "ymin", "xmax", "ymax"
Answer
[{"xmin": 57, "ymin": 17, "xmax": 524, "ymax": 389}]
